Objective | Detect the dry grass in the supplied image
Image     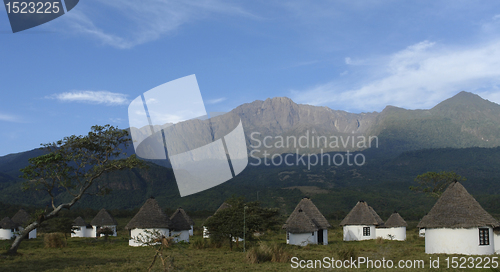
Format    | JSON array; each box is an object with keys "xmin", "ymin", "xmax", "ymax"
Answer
[
  {"xmin": 246, "ymin": 242, "xmax": 291, "ymax": 264},
  {"xmin": 0, "ymin": 222, "xmax": 496, "ymax": 271},
  {"xmin": 336, "ymin": 244, "xmax": 358, "ymax": 260},
  {"xmin": 44, "ymin": 233, "xmax": 66, "ymax": 248}
]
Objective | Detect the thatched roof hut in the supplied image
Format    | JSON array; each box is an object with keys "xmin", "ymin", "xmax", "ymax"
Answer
[
  {"xmin": 381, "ymin": 212, "xmax": 407, "ymax": 228},
  {"xmin": 170, "ymin": 208, "xmax": 192, "ymax": 231},
  {"xmin": 369, "ymin": 206, "xmax": 384, "ymax": 226},
  {"xmin": 284, "ymin": 208, "xmax": 318, "ymax": 233},
  {"xmin": 340, "ymin": 201, "xmax": 381, "ymax": 226},
  {"xmin": 73, "ymin": 216, "xmax": 88, "ymax": 227},
  {"xmin": 216, "ymin": 202, "xmax": 232, "ymax": 213},
  {"xmin": 283, "ymin": 197, "xmax": 331, "ymax": 230},
  {"xmin": 0, "ymin": 217, "xmax": 18, "ymax": 229},
  {"xmin": 91, "ymin": 209, "xmax": 117, "ymax": 226},
  {"xmin": 204, "ymin": 202, "xmax": 232, "ymax": 225},
  {"xmin": 175, "ymin": 207, "xmax": 194, "ymax": 226},
  {"xmin": 12, "ymin": 209, "xmax": 31, "ymax": 226},
  {"xmin": 417, "ymin": 181, "xmax": 500, "ymax": 229},
  {"xmin": 126, "ymin": 198, "xmax": 172, "ymax": 230}
]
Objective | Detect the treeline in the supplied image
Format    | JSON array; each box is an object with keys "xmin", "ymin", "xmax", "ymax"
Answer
[{"xmin": 1, "ymin": 146, "xmax": 500, "ymax": 222}]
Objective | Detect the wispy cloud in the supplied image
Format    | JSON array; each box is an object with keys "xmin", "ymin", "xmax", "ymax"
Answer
[
  {"xmin": 61, "ymin": 0, "xmax": 257, "ymax": 49},
  {"xmin": 49, "ymin": 91, "xmax": 129, "ymax": 105},
  {"xmin": 291, "ymin": 38, "xmax": 500, "ymax": 112},
  {"xmin": 206, "ymin": 97, "xmax": 226, "ymax": 104},
  {"xmin": 0, "ymin": 113, "xmax": 21, "ymax": 123}
]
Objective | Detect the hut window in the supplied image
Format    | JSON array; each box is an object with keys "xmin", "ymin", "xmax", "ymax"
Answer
[
  {"xmin": 312, "ymin": 232, "xmax": 314, "ymax": 236},
  {"xmin": 287, "ymin": 232, "xmax": 289, "ymax": 240},
  {"xmin": 479, "ymin": 228, "xmax": 489, "ymax": 245},
  {"xmin": 363, "ymin": 227, "xmax": 370, "ymax": 236}
]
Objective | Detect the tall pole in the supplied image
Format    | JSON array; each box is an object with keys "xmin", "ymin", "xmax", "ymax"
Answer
[{"xmin": 243, "ymin": 205, "xmax": 247, "ymax": 252}]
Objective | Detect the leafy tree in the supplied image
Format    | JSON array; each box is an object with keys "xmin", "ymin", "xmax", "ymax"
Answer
[
  {"xmin": 204, "ymin": 196, "xmax": 280, "ymax": 250},
  {"xmin": 409, "ymin": 171, "xmax": 466, "ymax": 198},
  {"xmin": 40, "ymin": 217, "xmax": 74, "ymax": 240},
  {"xmin": 7, "ymin": 125, "xmax": 144, "ymax": 255},
  {"xmin": 97, "ymin": 227, "xmax": 115, "ymax": 241}
]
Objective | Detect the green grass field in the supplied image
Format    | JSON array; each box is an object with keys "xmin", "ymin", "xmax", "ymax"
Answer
[{"xmin": 1, "ymin": 221, "xmax": 499, "ymax": 271}]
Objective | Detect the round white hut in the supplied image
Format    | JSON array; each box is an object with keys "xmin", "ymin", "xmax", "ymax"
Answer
[
  {"xmin": 340, "ymin": 201, "xmax": 381, "ymax": 241},
  {"xmin": 12, "ymin": 209, "xmax": 37, "ymax": 239},
  {"xmin": 71, "ymin": 216, "xmax": 93, "ymax": 238},
  {"xmin": 0, "ymin": 217, "xmax": 19, "ymax": 240},
  {"xmin": 418, "ymin": 181, "xmax": 500, "ymax": 255},
  {"xmin": 283, "ymin": 197, "xmax": 331, "ymax": 246},
  {"xmin": 176, "ymin": 208, "xmax": 194, "ymax": 236},
  {"xmin": 170, "ymin": 208, "xmax": 191, "ymax": 243},
  {"xmin": 90, "ymin": 209, "xmax": 118, "ymax": 238},
  {"xmin": 126, "ymin": 198, "xmax": 172, "ymax": 247},
  {"xmin": 376, "ymin": 212, "xmax": 407, "ymax": 241}
]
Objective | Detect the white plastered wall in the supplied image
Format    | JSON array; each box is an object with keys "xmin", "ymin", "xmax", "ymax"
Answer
[
  {"xmin": 129, "ymin": 228, "xmax": 170, "ymax": 247},
  {"xmin": 376, "ymin": 227, "xmax": 406, "ymax": 241},
  {"xmin": 343, "ymin": 225, "xmax": 376, "ymax": 241},
  {"xmin": 425, "ymin": 227, "xmax": 494, "ymax": 255}
]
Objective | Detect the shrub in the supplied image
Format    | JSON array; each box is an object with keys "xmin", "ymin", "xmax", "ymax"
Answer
[
  {"xmin": 246, "ymin": 243, "xmax": 291, "ymax": 264},
  {"xmin": 376, "ymin": 237, "xmax": 385, "ymax": 244},
  {"xmin": 190, "ymin": 239, "xmax": 207, "ymax": 249},
  {"xmin": 44, "ymin": 233, "xmax": 67, "ymax": 248}
]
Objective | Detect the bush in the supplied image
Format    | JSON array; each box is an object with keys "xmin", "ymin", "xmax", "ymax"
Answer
[
  {"xmin": 376, "ymin": 237, "xmax": 385, "ymax": 244},
  {"xmin": 44, "ymin": 233, "xmax": 67, "ymax": 248},
  {"xmin": 190, "ymin": 238, "xmax": 222, "ymax": 249},
  {"xmin": 190, "ymin": 239, "xmax": 207, "ymax": 249},
  {"xmin": 336, "ymin": 245, "xmax": 357, "ymax": 260},
  {"xmin": 246, "ymin": 243, "xmax": 291, "ymax": 264}
]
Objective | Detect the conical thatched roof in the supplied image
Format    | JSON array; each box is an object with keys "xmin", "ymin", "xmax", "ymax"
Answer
[
  {"xmin": 12, "ymin": 209, "xmax": 31, "ymax": 225},
  {"xmin": 91, "ymin": 209, "xmax": 117, "ymax": 226},
  {"xmin": 284, "ymin": 209, "xmax": 318, "ymax": 233},
  {"xmin": 369, "ymin": 206, "xmax": 384, "ymax": 225},
  {"xmin": 73, "ymin": 216, "xmax": 88, "ymax": 227},
  {"xmin": 216, "ymin": 202, "xmax": 232, "ymax": 214},
  {"xmin": 340, "ymin": 201, "xmax": 380, "ymax": 226},
  {"xmin": 126, "ymin": 198, "xmax": 172, "ymax": 230},
  {"xmin": 0, "ymin": 217, "xmax": 18, "ymax": 229},
  {"xmin": 179, "ymin": 208, "xmax": 194, "ymax": 226},
  {"xmin": 283, "ymin": 198, "xmax": 331, "ymax": 231},
  {"xmin": 417, "ymin": 182, "xmax": 500, "ymax": 229},
  {"xmin": 203, "ymin": 203, "xmax": 232, "ymax": 226},
  {"xmin": 170, "ymin": 209, "xmax": 192, "ymax": 231},
  {"xmin": 381, "ymin": 212, "xmax": 407, "ymax": 228}
]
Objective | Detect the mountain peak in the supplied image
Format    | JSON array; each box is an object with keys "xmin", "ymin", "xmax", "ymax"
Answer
[
  {"xmin": 432, "ymin": 91, "xmax": 491, "ymax": 111},
  {"xmin": 452, "ymin": 91, "xmax": 483, "ymax": 100}
]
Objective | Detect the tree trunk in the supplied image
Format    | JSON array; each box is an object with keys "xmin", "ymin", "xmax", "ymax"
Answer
[
  {"xmin": 8, "ymin": 220, "xmax": 41, "ymax": 255},
  {"xmin": 7, "ymin": 199, "xmax": 76, "ymax": 255}
]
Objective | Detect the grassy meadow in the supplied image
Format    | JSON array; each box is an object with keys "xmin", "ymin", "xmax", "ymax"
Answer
[{"xmin": 1, "ymin": 219, "xmax": 499, "ymax": 271}]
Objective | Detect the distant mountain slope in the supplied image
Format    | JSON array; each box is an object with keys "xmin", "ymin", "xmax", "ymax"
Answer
[
  {"xmin": 128, "ymin": 91, "xmax": 500, "ymax": 159},
  {"xmin": 0, "ymin": 91, "xmax": 500, "ymax": 218},
  {"xmin": 372, "ymin": 91, "xmax": 500, "ymax": 154}
]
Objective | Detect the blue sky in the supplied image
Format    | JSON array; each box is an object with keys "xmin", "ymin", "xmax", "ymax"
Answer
[{"xmin": 1, "ymin": 0, "xmax": 500, "ymax": 156}]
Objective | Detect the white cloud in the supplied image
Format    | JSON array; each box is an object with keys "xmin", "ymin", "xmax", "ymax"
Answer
[
  {"xmin": 0, "ymin": 113, "xmax": 21, "ymax": 123},
  {"xmin": 206, "ymin": 97, "xmax": 226, "ymax": 104},
  {"xmin": 291, "ymin": 38, "xmax": 500, "ymax": 112},
  {"xmin": 61, "ymin": 0, "xmax": 257, "ymax": 49},
  {"xmin": 50, "ymin": 91, "xmax": 129, "ymax": 105}
]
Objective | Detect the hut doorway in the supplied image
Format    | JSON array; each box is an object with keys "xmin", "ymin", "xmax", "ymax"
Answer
[{"xmin": 318, "ymin": 229, "xmax": 324, "ymax": 244}]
